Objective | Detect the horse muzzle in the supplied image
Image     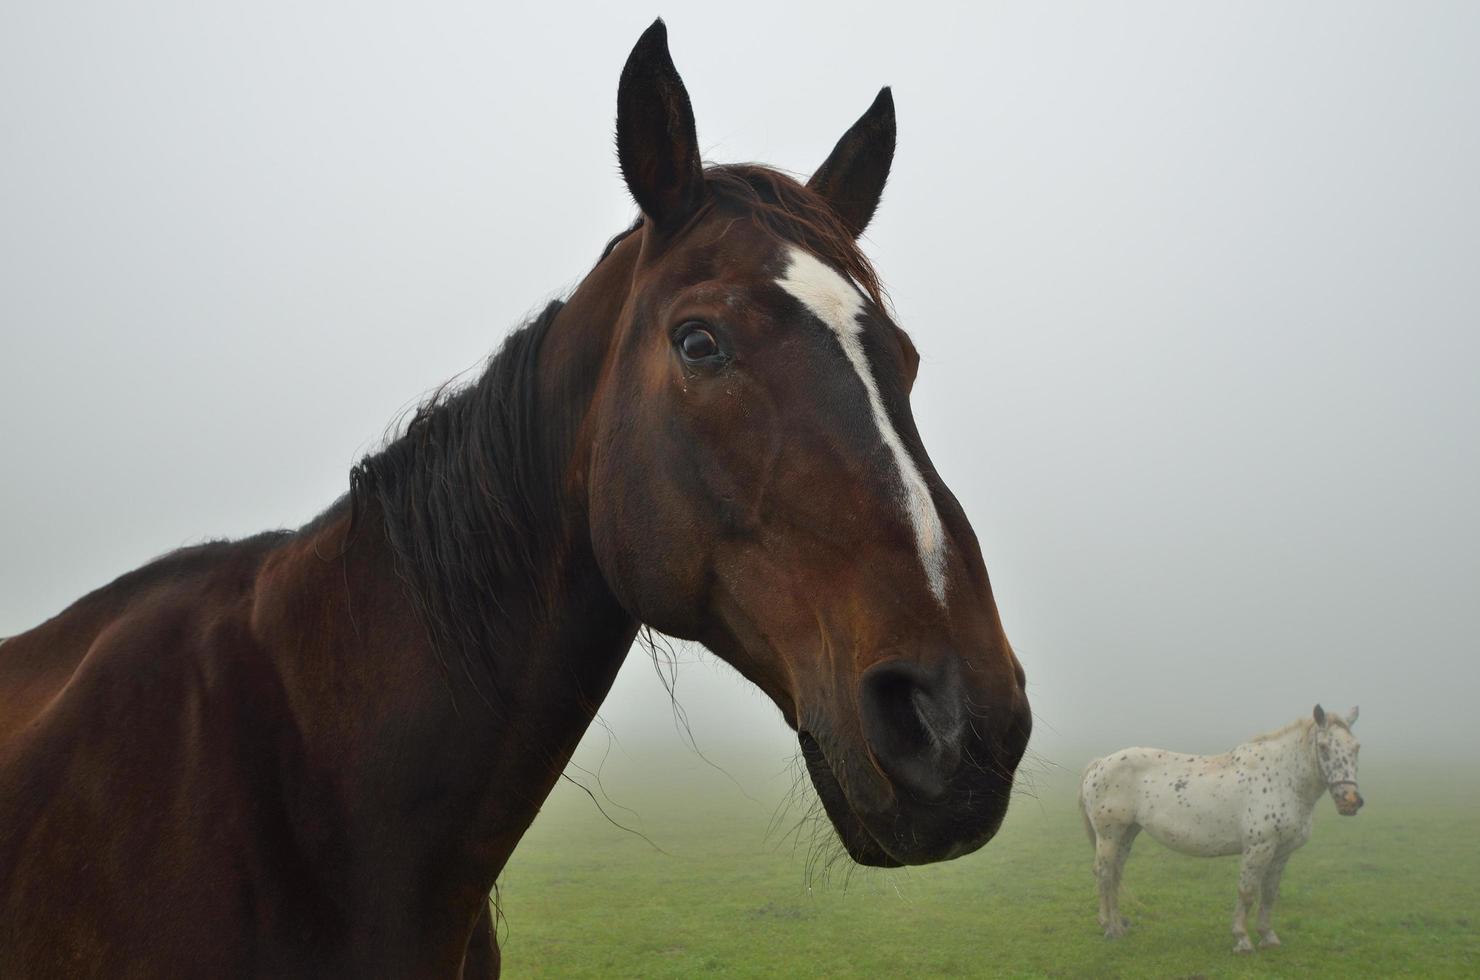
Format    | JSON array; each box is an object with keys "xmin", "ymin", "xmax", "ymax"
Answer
[
  {"xmin": 800, "ymin": 657, "xmax": 1032, "ymax": 866},
  {"xmin": 1332, "ymin": 784, "xmax": 1364, "ymax": 816}
]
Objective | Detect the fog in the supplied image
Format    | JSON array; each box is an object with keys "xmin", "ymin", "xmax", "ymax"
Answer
[{"xmin": 3, "ymin": 2, "xmax": 1477, "ymax": 775}]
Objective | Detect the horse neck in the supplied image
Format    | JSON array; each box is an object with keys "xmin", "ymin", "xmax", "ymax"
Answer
[
  {"xmin": 277, "ymin": 249, "xmax": 643, "ymax": 892},
  {"xmin": 1265, "ymin": 722, "xmax": 1326, "ymax": 805}
]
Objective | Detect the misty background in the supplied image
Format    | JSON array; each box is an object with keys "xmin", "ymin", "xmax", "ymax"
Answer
[{"xmin": 2, "ymin": 2, "xmax": 1477, "ymax": 783}]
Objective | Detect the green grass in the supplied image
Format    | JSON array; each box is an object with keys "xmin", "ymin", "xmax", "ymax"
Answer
[{"xmin": 496, "ymin": 751, "xmax": 1480, "ymax": 978}]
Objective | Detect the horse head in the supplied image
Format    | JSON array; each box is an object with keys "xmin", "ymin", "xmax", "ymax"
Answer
[
  {"xmin": 1313, "ymin": 704, "xmax": 1363, "ymax": 816},
  {"xmin": 575, "ymin": 21, "xmax": 1031, "ymax": 866}
]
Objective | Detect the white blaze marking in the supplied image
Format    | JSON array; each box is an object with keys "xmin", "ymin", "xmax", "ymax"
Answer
[{"xmin": 775, "ymin": 246, "xmax": 948, "ymax": 606}]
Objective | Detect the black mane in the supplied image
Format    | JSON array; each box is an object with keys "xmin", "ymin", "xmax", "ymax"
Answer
[{"xmin": 349, "ymin": 301, "xmax": 566, "ymax": 706}]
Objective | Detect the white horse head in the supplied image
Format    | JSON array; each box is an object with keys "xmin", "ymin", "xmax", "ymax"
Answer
[{"xmin": 1312, "ymin": 704, "xmax": 1363, "ymax": 815}]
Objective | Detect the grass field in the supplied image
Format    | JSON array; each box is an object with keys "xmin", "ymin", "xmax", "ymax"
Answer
[{"xmin": 496, "ymin": 748, "xmax": 1480, "ymax": 978}]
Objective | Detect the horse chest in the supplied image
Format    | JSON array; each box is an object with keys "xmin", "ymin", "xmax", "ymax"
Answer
[{"xmin": 1237, "ymin": 777, "xmax": 1311, "ymax": 844}]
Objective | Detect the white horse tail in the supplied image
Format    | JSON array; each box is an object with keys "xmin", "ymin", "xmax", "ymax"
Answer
[{"xmin": 1078, "ymin": 769, "xmax": 1096, "ymax": 846}]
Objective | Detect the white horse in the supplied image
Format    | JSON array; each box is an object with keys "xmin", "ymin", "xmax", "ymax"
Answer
[{"xmin": 1080, "ymin": 704, "xmax": 1363, "ymax": 953}]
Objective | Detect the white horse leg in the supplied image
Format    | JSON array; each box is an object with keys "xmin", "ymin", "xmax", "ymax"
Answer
[
  {"xmin": 1109, "ymin": 825, "xmax": 1139, "ymax": 932},
  {"xmin": 1232, "ymin": 841, "xmax": 1275, "ymax": 953},
  {"xmin": 1094, "ymin": 833, "xmax": 1121, "ymax": 937},
  {"xmin": 1257, "ymin": 853, "xmax": 1291, "ymax": 948},
  {"xmin": 1094, "ymin": 826, "xmax": 1136, "ymax": 938}
]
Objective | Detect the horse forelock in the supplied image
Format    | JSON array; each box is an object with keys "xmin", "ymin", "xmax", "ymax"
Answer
[
  {"xmin": 597, "ymin": 165, "xmax": 887, "ymax": 314},
  {"xmin": 701, "ymin": 164, "xmax": 889, "ymax": 314}
]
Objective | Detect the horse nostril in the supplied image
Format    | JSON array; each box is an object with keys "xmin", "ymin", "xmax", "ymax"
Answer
[{"xmin": 859, "ymin": 660, "xmax": 965, "ymax": 800}]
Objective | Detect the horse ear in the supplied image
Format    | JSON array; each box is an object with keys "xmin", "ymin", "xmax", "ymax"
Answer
[
  {"xmin": 616, "ymin": 19, "xmax": 705, "ymax": 234},
  {"xmin": 808, "ymin": 87, "xmax": 896, "ymax": 237},
  {"xmin": 1313, "ymin": 704, "xmax": 1327, "ymax": 727},
  {"xmin": 1346, "ymin": 705, "xmax": 1359, "ymax": 726}
]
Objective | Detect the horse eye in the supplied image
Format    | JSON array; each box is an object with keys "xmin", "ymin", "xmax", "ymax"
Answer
[{"xmin": 678, "ymin": 325, "xmax": 720, "ymax": 361}]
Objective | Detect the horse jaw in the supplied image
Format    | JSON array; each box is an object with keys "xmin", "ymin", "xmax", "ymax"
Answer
[{"xmin": 797, "ymin": 732, "xmax": 902, "ymax": 868}]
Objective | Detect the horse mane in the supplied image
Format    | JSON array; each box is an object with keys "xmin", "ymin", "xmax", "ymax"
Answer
[
  {"xmin": 1248, "ymin": 713, "xmax": 1350, "ymax": 744},
  {"xmin": 348, "ymin": 301, "xmax": 566, "ymax": 707},
  {"xmin": 1248, "ymin": 718, "xmax": 1314, "ymax": 744}
]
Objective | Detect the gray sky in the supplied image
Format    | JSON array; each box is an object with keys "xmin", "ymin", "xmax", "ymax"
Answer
[{"xmin": 3, "ymin": 2, "xmax": 1477, "ymax": 770}]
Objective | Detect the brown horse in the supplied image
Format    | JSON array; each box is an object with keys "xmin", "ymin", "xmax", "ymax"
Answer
[{"xmin": 0, "ymin": 20, "xmax": 1030, "ymax": 978}]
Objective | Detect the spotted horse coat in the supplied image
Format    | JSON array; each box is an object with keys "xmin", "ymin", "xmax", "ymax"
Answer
[{"xmin": 1079, "ymin": 705, "xmax": 1363, "ymax": 953}]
